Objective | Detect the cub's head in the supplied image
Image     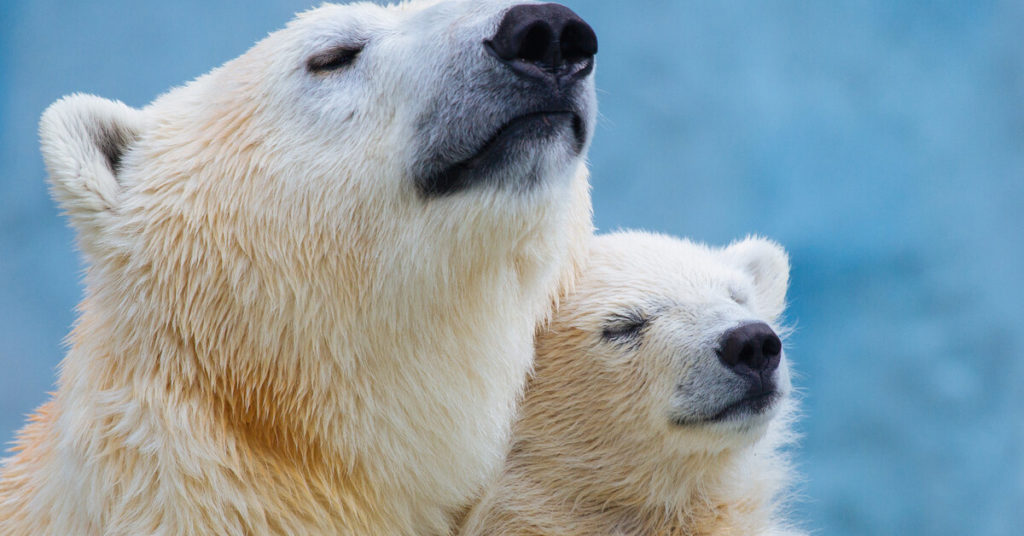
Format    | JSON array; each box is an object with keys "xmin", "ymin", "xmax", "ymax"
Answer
[{"xmin": 521, "ymin": 231, "xmax": 793, "ymax": 487}]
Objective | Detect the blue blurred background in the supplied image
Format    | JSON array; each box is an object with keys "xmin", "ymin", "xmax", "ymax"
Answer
[{"xmin": 2, "ymin": 1, "xmax": 1022, "ymax": 533}]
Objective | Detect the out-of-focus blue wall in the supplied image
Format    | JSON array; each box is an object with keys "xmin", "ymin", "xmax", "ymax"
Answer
[{"xmin": 1, "ymin": 1, "xmax": 1022, "ymax": 533}]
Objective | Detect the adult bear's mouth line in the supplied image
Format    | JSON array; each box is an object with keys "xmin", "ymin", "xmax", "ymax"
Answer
[
  {"xmin": 418, "ymin": 110, "xmax": 584, "ymax": 197},
  {"xmin": 467, "ymin": 111, "xmax": 584, "ymax": 165}
]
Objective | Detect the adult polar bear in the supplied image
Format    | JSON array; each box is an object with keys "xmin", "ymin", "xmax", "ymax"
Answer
[{"xmin": 0, "ymin": 1, "xmax": 597, "ymax": 534}]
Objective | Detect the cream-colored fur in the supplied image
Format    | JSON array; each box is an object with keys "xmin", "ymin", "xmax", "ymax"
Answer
[
  {"xmin": 460, "ymin": 232, "xmax": 803, "ymax": 536},
  {"xmin": 0, "ymin": 1, "xmax": 595, "ymax": 534}
]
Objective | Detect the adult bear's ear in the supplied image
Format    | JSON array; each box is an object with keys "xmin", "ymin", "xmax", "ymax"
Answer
[
  {"xmin": 722, "ymin": 236, "xmax": 790, "ymax": 321},
  {"xmin": 39, "ymin": 94, "xmax": 146, "ymax": 258}
]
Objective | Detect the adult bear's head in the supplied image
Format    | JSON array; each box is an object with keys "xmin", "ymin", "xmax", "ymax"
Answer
[
  {"xmin": 39, "ymin": 0, "xmax": 597, "ymax": 346},
  {"xmin": 35, "ymin": 3, "xmax": 597, "ymax": 528}
]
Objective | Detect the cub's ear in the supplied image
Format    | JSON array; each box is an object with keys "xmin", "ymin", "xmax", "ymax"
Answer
[
  {"xmin": 39, "ymin": 94, "xmax": 146, "ymax": 252},
  {"xmin": 722, "ymin": 236, "xmax": 790, "ymax": 321}
]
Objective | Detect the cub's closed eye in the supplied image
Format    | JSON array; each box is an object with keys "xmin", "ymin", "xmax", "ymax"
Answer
[
  {"xmin": 601, "ymin": 311, "xmax": 648, "ymax": 341},
  {"xmin": 729, "ymin": 288, "xmax": 749, "ymax": 305},
  {"xmin": 307, "ymin": 45, "xmax": 364, "ymax": 72}
]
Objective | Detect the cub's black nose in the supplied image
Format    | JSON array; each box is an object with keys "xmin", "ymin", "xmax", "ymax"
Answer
[
  {"xmin": 717, "ymin": 322, "xmax": 782, "ymax": 375},
  {"xmin": 485, "ymin": 3, "xmax": 597, "ymax": 85}
]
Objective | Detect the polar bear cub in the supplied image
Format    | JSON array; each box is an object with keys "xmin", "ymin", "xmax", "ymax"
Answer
[
  {"xmin": 460, "ymin": 231, "xmax": 803, "ymax": 536},
  {"xmin": 0, "ymin": 1, "xmax": 597, "ymax": 535}
]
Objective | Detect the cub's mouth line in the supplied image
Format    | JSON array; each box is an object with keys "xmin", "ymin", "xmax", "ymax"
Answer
[
  {"xmin": 669, "ymin": 390, "xmax": 780, "ymax": 427},
  {"xmin": 707, "ymin": 390, "xmax": 780, "ymax": 423},
  {"xmin": 670, "ymin": 390, "xmax": 781, "ymax": 427},
  {"xmin": 418, "ymin": 110, "xmax": 585, "ymax": 197}
]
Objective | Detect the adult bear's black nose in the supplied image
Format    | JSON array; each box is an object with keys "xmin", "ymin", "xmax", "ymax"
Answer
[
  {"xmin": 717, "ymin": 322, "xmax": 783, "ymax": 376},
  {"xmin": 485, "ymin": 3, "xmax": 597, "ymax": 86}
]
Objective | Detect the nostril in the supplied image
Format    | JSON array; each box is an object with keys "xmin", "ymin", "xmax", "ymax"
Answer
[
  {"xmin": 517, "ymin": 22, "xmax": 554, "ymax": 63},
  {"xmin": 762, "ymin": 334, "xmax": 782, "ymax": 358},
  {"xmin": 560, "ymin": 20, "xmax": 597, "ymax": 63},
  {"xmin": 738, "ymin": 344, "xmax": 754, "ymax": 363}
]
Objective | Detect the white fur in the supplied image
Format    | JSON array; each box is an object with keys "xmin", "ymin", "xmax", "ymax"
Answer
[{"xmin": 0, "ymin": 1, "xmax": 595, "ymax": 534}]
